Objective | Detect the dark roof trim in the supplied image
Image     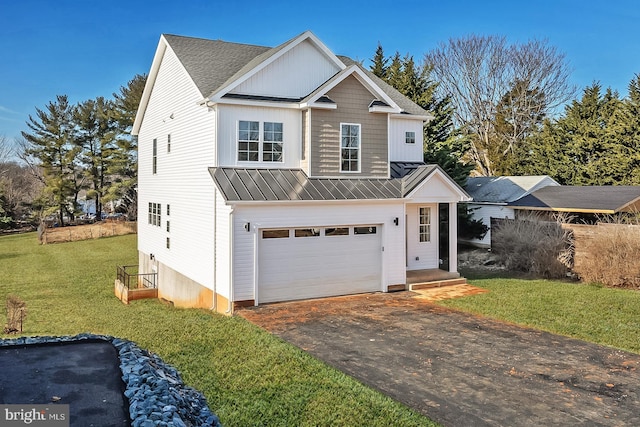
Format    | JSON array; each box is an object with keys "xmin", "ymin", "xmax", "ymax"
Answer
[{"xmin": 222, "ymin": 93, "xmax": 303, "ymax": 103}]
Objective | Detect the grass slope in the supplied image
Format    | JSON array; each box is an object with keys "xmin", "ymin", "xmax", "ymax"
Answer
[
  {"xmin": 440, "ymin": 274, "xmax": 640, "ymax": 354},
  {"xmin": 0, "ymin": 233, "xmax": 435, "ymax": 427}
]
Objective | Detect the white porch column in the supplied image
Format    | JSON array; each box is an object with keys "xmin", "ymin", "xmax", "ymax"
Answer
[{"xmin": 449, "ymin": 202, "xmax": 458, "ymax": 273}]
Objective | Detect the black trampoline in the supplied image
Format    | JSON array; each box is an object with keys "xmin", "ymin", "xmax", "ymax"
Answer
[{"xmin": 0, "ymin": 339, "xmax": 130, "ymax": 426}]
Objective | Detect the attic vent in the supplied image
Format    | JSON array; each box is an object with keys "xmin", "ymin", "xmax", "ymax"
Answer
[{"xmin": 369, "ymin": 100, "xmax": 389, "ymax": 108}]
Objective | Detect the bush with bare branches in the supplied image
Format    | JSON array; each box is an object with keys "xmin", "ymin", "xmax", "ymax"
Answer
[
  {"xmin": 4, "ymin": 295, "xmax": 26, "ymax": 334},
  {"xmin": 492, "ymin": 215, "xmax": 573, "ymax": 278}
]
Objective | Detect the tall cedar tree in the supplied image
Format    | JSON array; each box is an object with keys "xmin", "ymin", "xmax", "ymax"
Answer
[
  {"xmin": 21, "ymin": 95, "xmax": 79, "ymax": 225},
  {"xmin": 370, "ymin": 46, "xmax": 486, "ymax": 239},
  {"xmin": 519, "ymin": 82, "xmax": 640, "ymax": 185},
  {"xmin": 107, "ymin": 74, "xmax": 147, "ymax": 219}
]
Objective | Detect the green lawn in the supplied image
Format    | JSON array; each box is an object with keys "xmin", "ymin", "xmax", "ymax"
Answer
[
  {"xmin": 441, "ymin": 271, "xmax": 640, "ymax": 354},
  {"xmin": 0, "ymin": 233, "xmax": 436, "ymax": 427}
]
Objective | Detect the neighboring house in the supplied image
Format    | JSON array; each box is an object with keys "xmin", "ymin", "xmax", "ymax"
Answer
[
  {"xmin": 508, "ymin": 186, "xmax": 640, "ymax": 216},
  {"xmin": 132, "ymin": 31, "xmax": 471, "ymax": 312},
  {"xmin": 463, "ymin": 176, "xmax": 560, "ymax": 247}
]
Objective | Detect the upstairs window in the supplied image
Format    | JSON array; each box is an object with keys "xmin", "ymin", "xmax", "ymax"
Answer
[
  {"xmin": 238, "ymin": 120, "xmax": 260, "ymax": 161},
  {"xmin": 238, "ymin": 121, "xmax": 283, "ymax": 162},
  {"xmin": 263, "ymin": 122, "xmax": 283, "ymax": 162},
  {"xmin": 340, "ymin": 123, "xmax": 360, "ymax": 172},
  {"xmin": 152, "ymin": 138, "xmax": 157, "ymax": 174},
  {"xmin": 405, "ymin": 131, "xmax": 416, "ymax": 144}
]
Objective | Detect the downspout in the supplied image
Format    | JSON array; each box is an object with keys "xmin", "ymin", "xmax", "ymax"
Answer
[
  {"xmin": 226, "ymin": 207, "xmax": 235, "ymax": 314},
  {"xmin": 212, "ymin": 187, "xmax": 217, "ymax": 311}
]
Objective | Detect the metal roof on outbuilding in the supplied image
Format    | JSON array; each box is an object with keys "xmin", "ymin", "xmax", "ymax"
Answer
[{"xmin": 508, "ymin": 186, "xmax": 640, "ymax": 214}]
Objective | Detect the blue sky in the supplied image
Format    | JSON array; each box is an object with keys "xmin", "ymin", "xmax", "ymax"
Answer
[{"xmin": 2, "ymin": 0, "xmax": 639, "ymax": 143}]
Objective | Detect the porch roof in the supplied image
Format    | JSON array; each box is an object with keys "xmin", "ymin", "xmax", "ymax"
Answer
[{"xmin": 209, "ymin": 165, "xmax": 459, "ymax": 202}]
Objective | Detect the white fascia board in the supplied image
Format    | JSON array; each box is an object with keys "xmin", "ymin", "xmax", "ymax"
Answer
[
  {"xmin": 207, "ymin": 31, "xmax": 346, "ymax": 103},
  {"xmin": 132, "ymin": 36, "xmax": 169, "ymax": 135},
  {"xmin": 369, "ymin": 105, "xmax": 398, "ymax": 113},
  {"xmin": 390, "ymin": 113, "xmax": 433, "ymax": 121},
  {"xmin": 301, "ymin": 101, "xmax": 337, "ymax": 110},
  {"xmin": 406, "ymin": 168, "xmax": 472, "ymax": 202},
  {"xmin": 205, "ymin": 97, "xmax": 300, "ymax": 110}
]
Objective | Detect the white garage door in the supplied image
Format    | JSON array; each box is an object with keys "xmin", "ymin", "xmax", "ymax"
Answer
[{"xmin": 258, "ymin": 225, "xmax": 382, "ymax": 303}]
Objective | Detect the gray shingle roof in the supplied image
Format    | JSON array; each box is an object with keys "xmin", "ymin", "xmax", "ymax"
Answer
[
  {"xmin": 465, "ymin": 176, "xmax": 559, "ymax": 204},
  {"xmin": 508, "ymin": 186, "xmax": 640, "ymax": 213},
  {"xmin": 209, "ymin": 165, "xmax": 461, "ymax": 202},
  {"xmin": 162, "ymin": 33, "xmax": 428, "ymax": 117},
  {"xmin": 163, "ymin": 34, "xmax": 270, "ymax": 98}
]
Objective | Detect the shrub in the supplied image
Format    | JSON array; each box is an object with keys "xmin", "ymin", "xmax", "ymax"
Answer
[
  {"xmin": 4, "ymin": 295, "xmax": 26, "ymax": 334},
  {"xmin": 492, "ymin": 214, "xmax": 573, "ymax": 278},
  {"xmin": 574, "ymin": 222, "xmax": 640, "ymax": 288}
]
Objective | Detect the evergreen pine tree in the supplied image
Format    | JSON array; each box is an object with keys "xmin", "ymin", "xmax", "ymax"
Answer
[{"xmin": 21, "ymin": 95, "xmax": 78, "ymax": 226}]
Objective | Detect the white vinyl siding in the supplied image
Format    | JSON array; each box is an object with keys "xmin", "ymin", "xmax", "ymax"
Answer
[
  {"xmin": 463, "ymin": 204, "xmax": 515, "ymax": 247},
  {"xmin": 137, "ymin": 45, "xmax": 216, "ymax": 290},
  {"xmin": 230, "ymin": 201, "xmax": 405, "ymax": 302},
  {"xmin": 229, "ymin": 39, "xmax": 341, "ymax": 99},
  {"xmin": 217, "ymin": 105, "xmax": 300, "ymax": 168},
  {"xmin": 389, "ymin": 117, "xmax": 424, "ymax": 162}
]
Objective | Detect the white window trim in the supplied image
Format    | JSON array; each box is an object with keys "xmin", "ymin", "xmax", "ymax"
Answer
[
  {"xmin": 237, "ymin": 120, "xmax": 284, "ymax": 164},
  {"xmin": 340, "ymin": 122, "xmax": 361, "ymax": 173},
  {"xmin": 419, "ymin": 206, "xmax": 431, "ymax": 242},
  {"xmin": 405, "ymin": 131, "xmax": 416, "ymax": 144}
]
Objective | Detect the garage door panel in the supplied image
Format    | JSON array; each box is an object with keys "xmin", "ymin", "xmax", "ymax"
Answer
[{"xmin": 258, "ymin": 225, "xmax": 382, "ymax": 303}]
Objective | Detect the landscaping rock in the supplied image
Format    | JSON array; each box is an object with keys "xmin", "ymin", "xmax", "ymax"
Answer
[{"xmin": 0, "ymin": 333, "xmax": 221, "ymax": 427}]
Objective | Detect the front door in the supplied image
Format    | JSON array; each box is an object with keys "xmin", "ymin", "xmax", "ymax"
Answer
[
  {"xmin": 438, "ymin": 203, "xmax": 450, "ymax": 271},
  {"xmin": 406, "ymin": 204, "xmax": 438, "ymax": 270}
]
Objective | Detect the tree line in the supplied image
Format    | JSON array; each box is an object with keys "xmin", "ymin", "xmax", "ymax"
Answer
[
  {"xmin": 371, "ymin": 34, "xmax": 640, "ymax": 187},
  {"xmin": 0, "ymin": 75, "xmax": 145, "ymax": 228},
  {"xmin": 3, "ymin": 34, "xmax": 639, "ymax": 231}
]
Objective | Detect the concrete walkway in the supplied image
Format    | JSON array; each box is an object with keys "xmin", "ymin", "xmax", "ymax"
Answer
[{"xmin": 240, "ymin": 291, "xmax": 640, "ymax": 427}]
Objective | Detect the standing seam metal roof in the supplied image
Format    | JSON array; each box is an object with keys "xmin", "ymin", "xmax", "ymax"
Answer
[{"xmin": 209, "ymin": 165, "xmax": 466, "ymax": 202}]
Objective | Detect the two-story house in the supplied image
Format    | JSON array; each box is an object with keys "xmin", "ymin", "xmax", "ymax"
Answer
[{"xmin": 132, "ymin": 31, "xmax": 470, "ymax": 313}]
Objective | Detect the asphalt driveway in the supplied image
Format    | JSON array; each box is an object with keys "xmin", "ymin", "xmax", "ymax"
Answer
[{"xmin": 239, "ymin": 291, "xmax": 640, "ymax": 426}]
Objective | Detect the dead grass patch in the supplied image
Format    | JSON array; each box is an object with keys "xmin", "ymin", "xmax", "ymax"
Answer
[
  {"xmin": 40, "ymin": 221, "xmax": 136, "ymax": 244},
  {"xmin": 573, "ymin": 223, "xmax": 640, "ymax": 288}
]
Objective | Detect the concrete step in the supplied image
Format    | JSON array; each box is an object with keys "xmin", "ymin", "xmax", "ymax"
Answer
[{"xmin": 409, "ymin": 278, "xmax": 468, "ymax": 291}]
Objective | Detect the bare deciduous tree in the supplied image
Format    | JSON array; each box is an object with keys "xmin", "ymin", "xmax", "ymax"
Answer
[{"xmin": 425, "ymin": 35, "xmax": 575, "ymax": 175}]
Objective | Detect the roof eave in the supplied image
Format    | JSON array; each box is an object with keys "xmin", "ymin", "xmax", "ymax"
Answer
[{"xmin": 132, "ymin": 36, "xmax": 169, "ymax": 135}]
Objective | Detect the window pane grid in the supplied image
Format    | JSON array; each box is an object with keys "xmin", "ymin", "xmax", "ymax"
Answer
[
  {"xmin": 341, "ymin": 124, "xmax": 360, "ymax": 172},
  {"xmin": 238, "ymin": 121, "xmax": 260, "ymax": 161},
  {"xmin": 419, "ymin": 207, "xmax": 430, "ymax": 242}
]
